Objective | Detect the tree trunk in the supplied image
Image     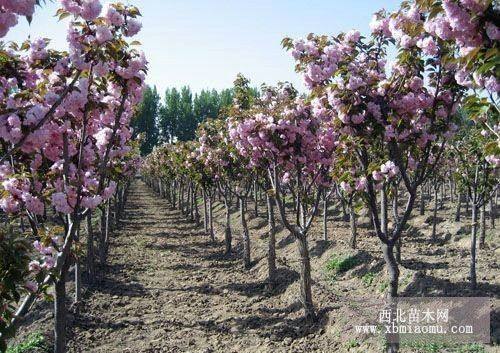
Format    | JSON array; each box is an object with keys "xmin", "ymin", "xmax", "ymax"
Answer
[
  {"xmin": 86, "ymin": 211, "xmax": 95, "ymax": 285},
  {"xmin": 296, "ymin": 233, "xmax": 315, "ymax": 320},
  {"xmin": 432, "ymin": 186, "xmax": 438, "ymax": 241},
  {"xmin": 193, "ymin": 187, "xmax": 200, "ymax": 226},
  {"xmin": 114, "ymin": 191, "xmax": 119, "ymax": 228},
  {"xmin": 208, "ymin": 195, "xmax": 215, "ymax": 242},
  {"xmin": 479, "ymin": 201, "xmax": 486, "ymax": 249},
  {"xmin": 54, "ymin": 257, "xmax": 70, "ymax": 353},
  {"xmin": 470, "ymin": 200, "xmax": 478, "ymax": 290},
  {"xmin": 382, "ymin": 242, "xmax": 399, "ymax": 298},
  {"xmin": 489, "ymin": 197, "xmax": 495, "ymax": 229},
  {"xmin": 455, "ymin": 193, "xmax": 462, "ymax": 222},
  {"xmin": 224, "ymin": 197, "xmax": 232, "ymax": 255},
  {"xmin": 203, "ymin": 189, "xmax": 209, "ymax": 233},
  {"xmin": 322, "ymin": 195, "xmax": 328, "ymax": 241},
  {"xmin": 266, "ymin": 193, "xmax": 277, "ymax": 288},
  {"xmin": 253, "ymin": 179, "xmax": 258, "ymax": 218},
  {"xmin": 349, "ymin": 200, "xmax": 357, "ymax": 249},
  {"xmin": 240, "ymin": 197, "xmax": 251, "ymax": 268},
  {"xmin": 419, "ymin": 185, "xmax": 425, "ymax": 216},
  {"xmin": 74, "ymin": 226, "xmax": 82, "ymax": 305},
  {"xmin": 99, "ymin": 207, "xmax": 107, "ymax": 265}
]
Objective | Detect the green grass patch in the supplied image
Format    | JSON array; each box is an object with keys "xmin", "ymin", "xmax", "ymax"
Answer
[
  {"xmin": 400, "ymin": 341, "xmax": 486, "ymax": 353},
  {"xmin": 326, "ymin": 254, "xmax": 360, "ymax": 274},
  {"xmin": 361, "ymin": 271, "xmax": 376, "ymax": 286},
  {"xmin": 7, "ymin": 333, "xmax": 49, "ymax": 353}
]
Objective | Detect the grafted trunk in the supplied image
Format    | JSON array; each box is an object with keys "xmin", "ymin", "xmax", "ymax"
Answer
[
  {"xmin": 479, "ymin": 201, "xmax": 486, "ymax": 249},
  {"xmin": 419, "ymin": 185, "xmax": 425, "ymax": 216},
  {"xmin": 349, "ymin": 200, "xmax": 357, "ymax": 249},
  {"xmin": 99, "ymin": 206, "xmax": 107, "ymax": 265},
  {"xmin": 86, "ymin": 211, "xmax": 95, "ymax": 284},
  {"xmin": 470, "ymin": 201, "xmax": 478, "ymax": 290},
  {"xmin": 193, "ymin": 186, "xmax": 200, "ymax": 225},
  {"xmin": 203, "ymin": 189, "xmax": 208, "ymax": 233},
  {"xmin": 296, "ymin": 233, "xmax": 315, "ymax": 320},
  {"xmin": 455, "ymin": 193, "xmax": 462, "ymax": 222},
  {"xmin": 266, "ymin": 193, "xmax": 277, "ymax": 287},
  {"xmin": 114, "ymin": 191, "xmax": 119, "ymax": 228},
  {"xmin": 74, "ymin": 226, "xmax": 82, "ymax": 305},
  {"xmin": 432, "ymin": 186, "xmax": 438, "ymax": 241},
  {"xmin": 322, "ymin": 195, "xmax": 328, "ymax": 241},
  {"xmin": 208, "ymin": 195, "xmax": 214, "ymax": 242},
  {"xmin": 54, "ymin": 256, "xmax": 70, "ymax": 353},
  {"xmin": 383, "ymin": 242, "xmax": 399, "ymax": 299},
  {"xmin": 253, "ymin": 179, "xmax": 258, "ymax": 218},
  {"xmin": 240, "ymin": 197, "xmax": 251, "ymax": 269},
  {"xmin": 490, "ymin": 197, "xmax": 495, "ymax": 229},
  {"xmin": 224, "ymin": 197, "xmax": 232, "ymax": 255}
]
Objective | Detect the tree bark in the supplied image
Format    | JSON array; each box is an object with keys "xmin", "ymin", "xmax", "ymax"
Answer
[
  {"xmin": 224, "ymin": 197, "xmax": 232, "ymax": 255},
  {"xmin": 455, "ymin": 193, "xmax": 462, "ymax": 222},
  {"xmin": 349, "ymin": 200, "xmax": 357, "ymax": 249},
  {"xmin": 203, "ymin": 189, "xmax": 209, "ymax": 233},
  {"xmin": 253, "ymin": 179, "xmax": 258, "ymax": 218},
  {"xmin": 240, "ymin": 197, "xmax": 251, "ymax": 268},
  {"xmin": 74, "ymin": 226, "xmax": 82, "ymax": 305},
  {"xmin": 479, "ymin": 200, "xmax": 486, "ymax": 249},
  {"xmin": 266, "ymin": 193, "xmax": 277, "ymax": 287},
  {"xmin": 208, "ymin": 195, "xmax": 215, "ymax": 242},
  {"xmin": 322, "ymin": 195, "xmax": 328, "ymax": 241},
  {"xmin": 489, "ymin": 197, "xmax": 495, "ymax": 229},
  {"xmin": 296, "ymin": 233, "xmax": 315, "ymax": 320},
  {"xmin": 54, "ymin": 256, "xmax": 70, "ymax": 353},
  {"xmin": 86, "ymin": 211, "xmax": 95, "ymax": 285},
  {"xmin": 419, "ymin": 185, "xmax": 425, "ymax": 216},
  {"xmin": 432, "ymin": 186, "xmax": 438, "ymax": 241},
  {"xmin": 470, "ymin": 200, "xmax": 478, "ymax": 290}
]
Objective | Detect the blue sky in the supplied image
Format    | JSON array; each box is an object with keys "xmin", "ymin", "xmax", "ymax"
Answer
[{"xmin": 5, "ymin": 0, "xmax": 401, "ymax": 94}]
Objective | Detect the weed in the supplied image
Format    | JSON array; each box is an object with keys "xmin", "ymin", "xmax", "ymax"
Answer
[
  {"xmin": 326, "ymin": 254, "xmax": 360, "ymax": 274},
  {"xmin": 7, "ymin": 333, "xmax": 49, "ymax": 353}
]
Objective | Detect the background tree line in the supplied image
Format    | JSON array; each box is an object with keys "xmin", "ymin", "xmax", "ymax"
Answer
[{"xmin": 132, "ymin": 75, "xmax": 259, "ymax": 155}]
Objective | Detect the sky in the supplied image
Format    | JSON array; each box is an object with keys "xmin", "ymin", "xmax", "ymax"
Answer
[{"xmin": 5, "ymin": 0, "xmax": 402, "ymax": 95}]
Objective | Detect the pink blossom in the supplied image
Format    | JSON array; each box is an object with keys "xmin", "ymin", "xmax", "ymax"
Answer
[
  {"xmin": 29, "ymin": 261, "xmax": 41, "ymax": 274},
  {"xmin": 125, "ymin": 18, "xmax": 142, "ymax": 37},
  {"xmin": 105, "ymin": 5, "xmax": 124, "ymax": 26},
  {"xmin": 345, "ymin": 30, "xmax": 361, "ymax": 43},
  {"xmin": 81, "ymin": 0, "xmax": 102, "ymax": 21},
  {"xmin": 355, "ymin": 177, "xmax": 367, "ymax": 191},
  {"xmin": 25, "ymin": 281, "xmax": 38, "ymax": 293},
  {"xmin": 51, "ymin": 192, "xmax": 73, "ymax": 214},
  {"xmin": 485, "ymin": 22, "xmax": 500, "ymax": 40},
  {"xmin": 416, "ymin": 37, "xmax": 438, "ymax": 56},
  {"xmin": 95, "ymin": 26, "xmax": 113, "ymax": 43}
]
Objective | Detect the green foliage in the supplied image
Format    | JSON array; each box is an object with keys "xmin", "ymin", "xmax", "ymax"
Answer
[
  {"xmin": 326, "ymin": 254, "xmax": 360, "ymax": 274},
  {"xmin": 158, "ymin": 86, "xmax": 236, "ymax": 144},
  {"xmin": 361, "ymin": 271, "xmax": 376, "ymax": 286},
  {"xmin": 0, "ymin": 226, "xmax": 31, "ymax": 351},
  {"xmin": 401, "ymin": 341, "xmax": 485, "ymax": 353},
  {"xmin": 132, "ymin": 85, "xmax": 160, "ymax": 155},
  {"xmin": 6, "ymin": 333, "xmax": 49, "ymax": 353}
]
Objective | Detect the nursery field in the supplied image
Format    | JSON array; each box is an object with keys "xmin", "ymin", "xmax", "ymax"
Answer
[
  {"xmin": 11, "ymin": 179, "xmax": 499, "ymax": 353},
  {"xmin": 1, "ymin": 0, "xmax": 499, "ymax": 353}
]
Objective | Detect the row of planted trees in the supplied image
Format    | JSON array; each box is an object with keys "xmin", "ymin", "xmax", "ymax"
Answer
[
  {"xmin": 0, "ymin": 1, "xmax": 146, "ymax": 353},
  {"xmin": 142, "ymin": 1, "xmax": 499, "ymax": 351}
]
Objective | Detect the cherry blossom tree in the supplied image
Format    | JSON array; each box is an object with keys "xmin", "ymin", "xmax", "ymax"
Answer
[{"xmin": 0, "ymin": 1, "xmax": 146, "ymax": 351}]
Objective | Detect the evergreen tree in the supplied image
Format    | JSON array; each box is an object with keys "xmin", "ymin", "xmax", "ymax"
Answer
[{"xmin": 132, "ymin": 85, "xmax": 160, "ymax": 155}]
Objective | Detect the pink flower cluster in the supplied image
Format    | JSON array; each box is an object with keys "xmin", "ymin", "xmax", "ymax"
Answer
[{"xmin": 0, "ymin": 0, "xmax": 36, "ymax": 37}]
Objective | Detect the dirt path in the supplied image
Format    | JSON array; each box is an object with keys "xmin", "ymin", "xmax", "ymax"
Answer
[
  {"xmin": 68, "ymin": 179, "xmax": 329, "ymax": 353},
  {"xmin": 65, "ymin": 179, "xmax": 499, "ymax": 353}
]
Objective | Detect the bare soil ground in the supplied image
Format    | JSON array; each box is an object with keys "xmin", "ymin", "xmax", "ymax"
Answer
[{"xmin": 13, "ymin": 179, "xmax": 500, "ymax": 353}]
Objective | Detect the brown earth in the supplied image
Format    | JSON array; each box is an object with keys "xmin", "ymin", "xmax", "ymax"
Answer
[{"xmin": 13, "ymin": 179, "xmax": 500, "ymax": 353}]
